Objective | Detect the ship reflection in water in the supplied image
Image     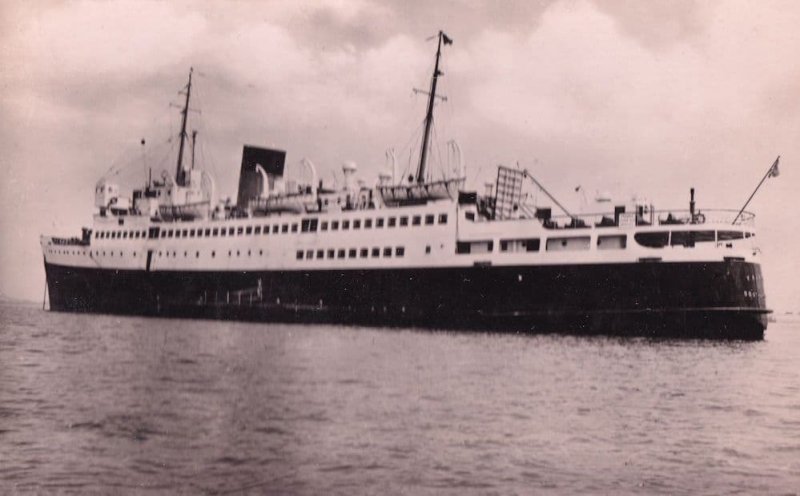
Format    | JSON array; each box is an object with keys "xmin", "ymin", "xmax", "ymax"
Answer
[{"xmin": 2, "ymin": 303, "xmax": 799, "ymax": 493}]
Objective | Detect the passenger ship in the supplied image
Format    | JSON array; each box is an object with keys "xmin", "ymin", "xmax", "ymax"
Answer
[{"xmin": 41, "ymin": 32, "xmax": 770, "ymax": 339}]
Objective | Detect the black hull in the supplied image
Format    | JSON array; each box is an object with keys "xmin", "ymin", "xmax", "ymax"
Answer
[{"xmin": 44, "ymin": 260, "xmax": 769, "ymax": 340}]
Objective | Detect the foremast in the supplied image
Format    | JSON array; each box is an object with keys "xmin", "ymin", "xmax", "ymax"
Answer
[
  {"xmin": 416, "ymin": 31, "xmax": 452, "ymax": 183},
  {"xmin": 175, "ymin": 67, "xmax": 193, "ymax": 186}
]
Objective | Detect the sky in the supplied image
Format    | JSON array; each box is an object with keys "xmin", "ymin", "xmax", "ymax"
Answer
[{"xmin": 1, "ymin": 0, "xmax": 798, "ymax": 310}]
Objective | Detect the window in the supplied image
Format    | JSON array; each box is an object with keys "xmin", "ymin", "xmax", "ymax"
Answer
[
  {"xmin": 168, "ymin": 229, "xmax": 174, "ymax": 238},
  {"xmin": 634, "ymin": 232, "xmax": 668, "ymax": 248},
  {"xmin": 718, "ymin": 231, "xmax": 744, "ymax": 241},
  {"xmin": 396, "ymin": 247, "xmax": 405, "ymax": 257},
  {"xmin": 301, "ymin": 219, "xmax": 318, "ymax": 233},
  {"xmin": 213, "ymin": 228, "xmax": 219, "ymax": 236},
  {"xmin": 220, "ymin": 228, "xmax": 227, "ymax": 237},
  {"xmin": 262, "ymin": 225, "xmax": 269, "ymax": 234},
  {"xmin": 439, "ymin": 214, "xmax": 448, "ymax": 224},
  {"xmin": 327, "ymin": 249, "xmax": 335, "ymax": 259},
  {"xmin": 228, "ymin": 227, "xmax": 234, "ymax": 236},
  {"xmin": 196, "ymin": 251, "xmax": 200, "ymax": 258},
  {"xmin": 353, "ymin": 219, "xmax": 361, "ymax": 229},
  {"xmin": 372, "ymin": 247, "xmax": 380, "ymax": 257},
  {"xmin": 360, "ymin": 248, "xmax": 369, "ymax": 258},
  {"xmin": 316, "ymin": 249, "xmax": 324, "ymax": 259},
  {"xmin": 175, "ymin": 230, "xmax": 182, "ymax": 238},
  {"xmin": 400, "ymin": 216, "xmax": 409, "ymax": 227},
  {"xmin": 457, "ymin": 240, "xmax": 494, "ymax": 254},
  {"xmin": 546, "ymin": 236, "xmax": 591, "ymax": 251},
  {"xmin": 306, "ymin": 250, "xmax": 314, "ymax": 259},
  {"xmin": 412, "ymin": 215, "xmax": 421, "ymax": 226},
  {"xmin": 425, "ymin": 245, "xmax": 431, "ymax": 254},
  {"xmin": 122, "ymin": 232, "xmax": 128, "ymax": 239},
  {"xmin": 205, "ymin": 228, "xmax": 211, "ymax": 236},
  {"xmin": 365, "ymin": 219, "xmax": 373, "ymax": 229},
  {"xmin": 388, "ymin": 217, "xmax": 397, "ymax": 227},
  {"xmin": 246, "ymin": 226, "xmax": 253, "ymax": 235},
  {"xmin": 348, "ymin": 248, "xmax": 357, "ymax": 258},
  {"xmin": 212, "ymin": 250, "xmax": 216, "ymax": 257},
  {"xmin": 291, "ymin": 224, "xmax": 298, "ymax": 233},
  {"xmin": 337, "ymin": 249, "xmax": 346, "ymax": 259},
  {"xmin": 237, "ymin": 227, "xmax": 244, "ymax": 235},
  {"xmin": 183, "ymin": 229, "xmax": 188, "ymax": 237},
  {"xmin": 376, "ymin": 218, "xmax": 384, "ymax": 228},
  {"xmin": 331, "ymin": 221, "xmax": 339, "ymax": 230},
  {"xmin": 273, "ymin": 225, "xmax": 280, "ymax": 234},
  {"xmin": 342, "ymin": 220, "xmax": 350, "ymax": 230},
  {"xmin": 190, "ymin": 229, "xmax": 196, "ymax": 237},
  {"xmin": 254, "ymin": 226, "xmax": 261, "ymax": 235},
  {"xmin": 425, "ymin": 214, "xmax": 435, "ymax": 225},
  {"xmin": 321, "ymin": 221, "xmax": 329, "ymax": 231},
  {"xmin": 296, "ymin": 250, "xmax": 304, "ymax": 260},
  {"xmin": 597, "ymin": 235, "xmax": 626, "ymax": 250},
  {"xmin": 383, "ymin": 247, "xmax": 392, "ymax": 257},
  {"xmin": 196, "ymin": 229, "xmax": 203, "ymax": 238},
  {"xmin": 671, "ymin": 230, "xmax": 715, "ymax": 247}
]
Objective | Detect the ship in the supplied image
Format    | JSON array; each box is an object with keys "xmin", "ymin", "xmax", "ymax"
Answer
[{"xmin": 41, "ymin": 32, "xmax": 771, "ymax": 339}]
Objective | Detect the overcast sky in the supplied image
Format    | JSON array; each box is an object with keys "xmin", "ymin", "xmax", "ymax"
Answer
[{"xmin": 1, "ymin": 0, "xmax": 798, "ymax": 310}]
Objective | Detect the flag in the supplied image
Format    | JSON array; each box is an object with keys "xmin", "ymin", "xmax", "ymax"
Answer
[
  {"xmin": 769, "ymin": 156, "xmax": 780, "ymax": 178},
  {"xmin": 442, "ymin": 32, "xmax": 453, "ymax": 45}
]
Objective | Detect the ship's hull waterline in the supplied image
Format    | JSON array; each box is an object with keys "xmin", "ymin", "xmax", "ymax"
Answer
[{"xmin": 44, "ymin": 259, "xmax": 768, "ymax": 340}]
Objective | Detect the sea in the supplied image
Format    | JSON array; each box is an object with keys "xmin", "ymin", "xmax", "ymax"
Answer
[{"xmin": 1, "ymin": 301, "xmax": 798, "ymax": 495}]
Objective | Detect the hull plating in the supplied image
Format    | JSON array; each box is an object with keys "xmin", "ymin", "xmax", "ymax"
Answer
[{"xmin": 44, "ymin": 260, "xmax": 768, "ymax": 340}]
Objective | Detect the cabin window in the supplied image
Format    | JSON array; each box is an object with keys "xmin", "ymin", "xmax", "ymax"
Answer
[
  {"xmin": 316, "ymin": 249, "xmax": 324, "ymax": 259},
  {"xmin": 281, "ymin": 224, "xmax": 289, "ymax": 233},
  {"xmin": 220, "ymin": 228, "xmax": 227, "ymax": 237},
  {"xmin": 439, "ymin": 214, "xmax": 448, "ymax": 224},
  {"xmin": 296, "ymin": 250, "xmax": 304, "ymax": 260},
  {"xmin": 376, "ymin": 218, "xmax": 384, "ymax": 228},
  {"xmin": 328, "ymin": 249, "xmax": 335, "ymax": 259},
  {"xmin": 205, "ymin": 228, "xmax": 211, "ymax": 236},
  {"xmin": 400, "ymin": 216, "xmax": 409, "ymax": 227},
  {"xmin": 457, "ymin": 240, "xmax": 493, "ymax": 254},
  {"xmin": 383, "ymin": 247, "xmax": 392, "ymax": 257},
  {"xmin": 272, "ymin": 225, "xmax": 279, "ymax": 234},
  {"xmin": 183, "ymin": 229, "xmax": 188, "ymax": 237},
  {"xmin": 546, "ymin": 236, "xmax": 590, "ymax": 251},
  {"xmin": 175, "ymin": 230, "xmax": 182, "ymax": 238},
  {"xmin": 348, "ymin": 248, "xmax": 357, "ymax": 258},
  {"xmin": 212, "ymin": 228, "xmax": 219, "ymax": 236},
  {"xmin": 342, "ymin": 220, "xmax": 350, "ymax": 230},
  {"xmin": 331, "ymin": 221, "xmax": 339, "ymax": 231},
  {"xmin": 718, "ymin": 231, "xmax": 744, "ymax": 241},
  {"xmin": 396, "ymin": 247, "xmax": 405, "ymax": 257},
  {"xmin": 167, "ymin": 229, "xmax": 174, "ymax": 238},
  {"xmin": 597, "ymin": 234, "xmax": 627, "ymax": 250},
  {"xmin": 190, "ymin": 229, "xmax": 196, "ymax": 237},
  {"xmin": 388, "ymin": 217, "xmax": 397, "ymax": 227},
  {"xmin": 425, "ymin": 214, "xmax": 435, "ymax": 225},
  {"xmin": 353, "ymin": 219, "xmax": 361, "ymax": 229},
  {"xmin": 360, "ymin": 248, "xmax": 369, "ymax": 258},
  {"xmin": 306, "ymin": 250, "xmax": 314, "ymax": 259},
  {"xmin": 321, "ymin": 221, "xmax": 329, "ymax": 231},
  {"xmin": 245, "ymin": 226, "xmax": 252, "ymax": 235},
  {"xmin": 412, "ymin": 216, "xmax": 421, "ymax": 226},
  {"xmin": 671, "ymin": 230, "xmax": 715, "ymax": 247},
  {"xmin": 291, "ymin": 224, "xmax": 298, "ymax": 233},
  {"xmin": 372, "ymin": 247, "xmax": 380, "ymax": 257},
  {"xmin": 365, "ymin": 219, "xmax": 373, "ymax": 229},
  {"xmin": 254, "ymin": 226, "xmax": 261, "ymax": 235},
  {"xmin": 228, "ymin": 227, "xmax": 235, "ymax": 236},
  {"xmin": 337, "ymin": 249, "xmax": 346, "ymax": 259},
  {"xmin": 500, "ymin": 238, "xmax": 540, "ymax": 252},
  {"xmin": 211, "ymin": 251, "xmax": 215, "ymax": 257},
  {"xmin": 261, "ymin": 225, "xmax": 268, "ymax": 234},
  {"xmin": 237, "ymin": 227, "xmax": 244, "ymax": 235},
  {"xmin": 634, "ymin": 232, "xmax": 668, "ymax": 248},
  {"xmin": 196, "ymin": 251, "xmax": 200, "ymax": 258},
  {"xmin": 196, "ymin": 229, "xmax": 203, "ymax": 238}
]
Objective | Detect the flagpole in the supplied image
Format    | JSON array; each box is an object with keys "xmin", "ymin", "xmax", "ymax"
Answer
[{"xmin": 732, "ymin": 155, "xmax": 780, "ymax": 225}]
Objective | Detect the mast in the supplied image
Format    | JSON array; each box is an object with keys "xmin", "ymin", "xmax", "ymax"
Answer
[
  {"xmin": 191, "ymin": 130, "xmax": 198, "ymax": 171},
  {"xmin": 416, "ymin": 31, "xmax": 452, "ymax": 183},
  {"xmin": 175, "ymin": 67, "xmax": 193, "ymax": 186}
]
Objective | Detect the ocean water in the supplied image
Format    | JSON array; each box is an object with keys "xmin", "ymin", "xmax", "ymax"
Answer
[{"xmin": 1, "ymin": 302, "xmax": 799, "ymax": 495}]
